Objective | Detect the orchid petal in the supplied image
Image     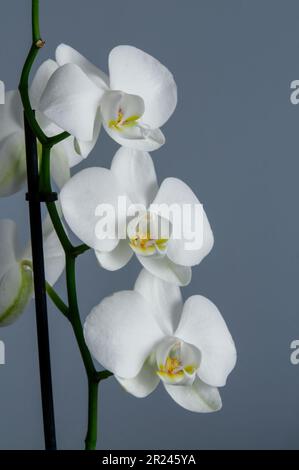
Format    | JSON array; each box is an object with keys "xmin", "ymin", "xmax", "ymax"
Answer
[
  {"xmin": 0, "ymin": 262, "xmax": 33, "ymax": 327},
  {"xmin": 134, "ymin": 269, "xmax": 182, "ymax": 335},
  {"xmin": 51, "ymin": 145, "xmax": 71, "ymax": 190},
  {"xmin": 175, "ymin": 296, "xmax": 237, "ymax": 387},
  {"xmin": 101, "ymin": 90, "xmax": 144, "ymax": 126},
  {"xmin": 111, "ymin": 147, "xmax": 158, "ymax": 207},
  {"xmin": 0, "ymin": 220, "xmax": 33, "ymax": 326},
  {"xmin": 0, "ymin": 91, "xmax": 23, "ymax": 142},
  {"xmin": 72, "ymin": 107, "xmax": 102, "ymax": 159},
  {"xmin": 151, "ymin": 177, "xmax": 214, "ymax": 266},
  {"xmin": 42, "ymin": 213, "xmax": 66, "ymax": 285},
  {"xmin": 137, "ymin": 254, "xmax": 191, "ymax": 286},
  {"xmin": 103, "ymin": 121, "xmax": 165, "ymax": 151},
  {"xmin": 116, "ymin": 356, "xmax": 159, "ymax": 398},
  {"xmin": 56, "ymin": 43, "xmax": 109, "ymax": 89},
  {"xmin": 30, "ymin": 59, "xmax": 58, "ymax": 109},
  {"xmin": 0, "ymin": 220, "xmax": 18, "ymax": 278},
  {"xmin": 40, "ymin": 63, "xmax": 104, "ymax": 141},
  {"xmin": 84, "ymin": 291, "xmax": 164, "ymax": 378},
  {"xmin": 0, "ymin": 132, "xmax": 27, "ymax": 197},
  {"xmin": 164, "ymin": 377, "xmax": 222, "ymax": 413},
  {"xmin": 60, "ymin": 167, "xmax": 129, "ymax": 252},
  {"xmin": 109, "ymin": 45, "xmax": 177, "ymax": 128},
  {"xmin": 95, "ymin": 240, "xmax": 133, "ymax": 271},
  {"xmin": 22, "ymin": 212, "xmax": 65, "ymax": 286}
]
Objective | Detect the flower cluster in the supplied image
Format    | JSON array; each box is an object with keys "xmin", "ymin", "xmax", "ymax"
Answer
[{"xmin": 0, "ymin": 44, "xmax": 236, "ymax": 412}]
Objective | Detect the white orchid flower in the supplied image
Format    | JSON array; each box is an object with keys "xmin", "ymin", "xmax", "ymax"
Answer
[
  {"xmin": 0, "ymin": 214, "xmax": 65, "ymax": 326},
  {"xmin": 84, "ymin": 269, "xmax": 236, "ymax": 412},
  {"xmin": 60, "ymin": 147, "xmax": 214, "ymax": 286},
  {"xmin": 0, "ymin": 59, "xmax": 96, "ymax": 197},
  {"xmin": 39, "ymin": 43, "xmax": 177, "ymax": 152}
]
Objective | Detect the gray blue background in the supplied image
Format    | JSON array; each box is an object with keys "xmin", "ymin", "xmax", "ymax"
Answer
[{"xmin": 1, "ymin": 0, "xmax": 299, "ymax": 449}]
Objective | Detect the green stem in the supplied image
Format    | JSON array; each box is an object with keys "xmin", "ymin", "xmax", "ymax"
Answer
[
  {"xmin": 65, "ymin": 256, "xmax": 96, "ymax": 377},
  {"xmin": 19, "ymin": 1, "xmax": 69, "ymax": 147},
  {"xmin": 32, "ymin": 0, "xmax": 41, "ymax": 42},
  {"xmin": 46, "ymin": 282, "xmax": 69, "ymax": 319},
  {"xmin": 85, "ymin": 379, "xmax": 99, "ymax": 450},
  {"xmin": 65, "ymin": 255, "xmax": 103, "ymax": 451},
  {"xmin": 40, "ymin": 146, "xmax": 73, "ymax": 253}
]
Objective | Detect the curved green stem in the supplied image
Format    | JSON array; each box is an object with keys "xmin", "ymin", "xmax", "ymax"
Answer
[
  {"xmin": 65, "ymin": 255, "xmax": 103, "ymax": 450},
  {"xmin": 46, "ymin": 282, "xmax": 69, "ymax": 319},
  {"xmin": 40, "ymin": 146, "xmax": 73, "ymax": 253},
  {"xmin": 19, "ymin": 1, "xmax": 69, "ymax": 147},
  {"xmin": 65, "ymin": 256, "xmax": 96, "ymax": 377}
]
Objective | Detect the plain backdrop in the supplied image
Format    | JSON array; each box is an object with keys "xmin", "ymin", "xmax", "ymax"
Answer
[{"xmin": 0, "ymin": 0, "xmax": 299, "ymax": 449}]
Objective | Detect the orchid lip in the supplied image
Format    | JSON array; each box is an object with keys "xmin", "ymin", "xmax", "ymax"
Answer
[
  {"xmin": 129, "ymin": 235, "xmax": 168, "ymax": 257},
  {"xmin": 127, "ymin": 211, "xmax": 171, "ymax": 257},
  {"xmin": 155, "ymin": 338, "xmax": 199, "ymax": 386},
  {"xmin": 108, "ymin": 109, "xmax": 141, "ymax": 132}
]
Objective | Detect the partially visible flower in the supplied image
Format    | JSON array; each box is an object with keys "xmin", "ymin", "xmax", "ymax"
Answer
[
  {"xmin": 39, "ymin": 44, "xmax": 177, "ymax": 152},
  {"xmin": 60, "ymin": 147, "xmax": 213, "ymax": 286},
  {"xmin": 0, "ymin": 214, "xmax": 65, "ymax": 326},
  {"xmin": 84, "ymin": 269, "xmax": 236, "ymax": 412},
  {"xmin": 0, "ymin": 59, "xmax": 93, "ymax": 197}
]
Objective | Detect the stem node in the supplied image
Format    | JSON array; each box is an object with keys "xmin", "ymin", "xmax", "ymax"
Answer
[{"xmin": 35, "ymin": 38, "xmax": 45, "ymax": 48}]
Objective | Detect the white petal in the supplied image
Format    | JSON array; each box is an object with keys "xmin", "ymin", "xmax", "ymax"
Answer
[
  {"xmin": 101, "ymin": 90, "xmax": 144, "ymax": 125},
  {"xmin": 30, "ymin": 59, "xmax": 58, "ymax": 109},
  {"xmin": 22, "ymin": 212, "xmax": 65, "ymax": 286},
  {"xmin": 116, "ymin": 356, "xmax": 159, "ymax": 398},
  {"xmin": 51, "ymin": 145, "xmax": 71, "ymax": 189},
  {"xmin": 56, "ymin": 43, "xmax": 109, "ymax": 89},
  {"xmin": 0, "ymin": 219, "xmax": 18, "ymax": 279},
  {"xmin": 72, "ymin": 107, "xmax": 102, "ymax": 160},
  {"xmin": 60, "ymin": 167, "xmax": 129, "ymax": 252},
  {"xmin": 155, "ymin": 336, "xmax": 180, "ymax": 368},
  {"xmin": 134, "ymin": 269, "xmax": 182, "ymax": 335},
  {"xmin": 175, "ymin": 296, "xmax": 237, "ymax": 387},
  {"xmin": 103, "ymin": 121, "xmax": 165, "ymax": 152},
  {"xmin": 0, "ymin": 262, "xmax": 33, "ymax": 327},
  {"xmin": 151, "ymin": 178, "xmax": 214, "ymax": 266},
  {"xmin": 84, "ymin": 291, "xmax": 164, "ymax": 378},
  {"xmin": 51, "ymin": 134, "xmax": 83, "ymax": 167},
  {"xmin": 95, "ymin": 240, "xmax": 133, "ymax": 271},
  {"xmin": 37, "ymin": 118, "xmax": 86, "ymax": 167},
  {"xmin": 40, "ymin": 63, "xmax": 104, "ymax": 141},
  {"xmin": 111, "ymin": 147, "xmax": 158, "ymax": 207},
  {"xmin": 0, "ymin": 132, "xmax": 27, "ymax": 197},
  {"xmin": 42, "ymin": 213, "xmax": 65, "ymax": 285},
  {"xmin": 180, "ymin": 341, "xmax": 201, "ymax": 371},
  {"xmin": 137, "ymin": 255, "xmax": 192, "ymax": 286},
  {"xmin": 0, "ymin": 91, "xmax": 23, "ymax": 142},
  {"xmin": 109, "ymin": 45, "xmax": 177, "ymax": 128},
  {"xmin": 164, "ymin": 377, "xmax": 222, "ymax": 413}
]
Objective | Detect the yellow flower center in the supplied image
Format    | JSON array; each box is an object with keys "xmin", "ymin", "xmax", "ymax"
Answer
[
  {"xmin": 158, "ymin": 356, "xmax": 184, "ymax": 380},
  {"xmin": 129, "ymin": 229, "xmax": 168, "ymax": 255},
  {"xmin": 109, "ymin": 109, "xmax": 140, "ymax": 132}
]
